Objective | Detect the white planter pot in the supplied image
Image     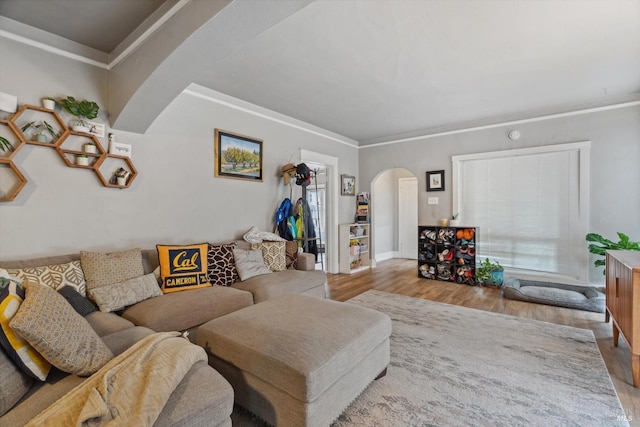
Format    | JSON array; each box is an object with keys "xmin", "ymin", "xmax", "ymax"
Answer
[
  {"xmin": 42, "ymin": 99, "xmax": 56, "ymax": 110},
  {"xmin": 116, "ymin": 177, "xmax": 127, "ymax": 186},
  {"xmin": 35, "ymin": 134, "xmax": 48, "ymax": 143},
  {"xmin": 449, "ymin": 220, "xmax": 460, "ymax": 227},
  {"xmin": 84, "ymin": 144, "xmax": 98, "ymax": 154},
  {"xmin": 76, "ymin": 156, "xmax": 89, "ymax": 166},
  {"xmin": 72, "ymin": 125, "xmax": 90, "ymax": 133}
]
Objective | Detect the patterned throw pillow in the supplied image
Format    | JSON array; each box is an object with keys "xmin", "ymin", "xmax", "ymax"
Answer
[
  {"xmin": 285, "ymin": 240, "xmax": 299, "ymax": 270},
  {"xmin": 157, "ymin": 244, "xmax": 211, "ymax": 293},
  {"xmin": 80, "ymin": 248, "xmax": 144, "ymax": 292},
  {"xmin": 89, "ymin": 273, "xmax": 162, "ymax": 312},
  {"xmin": 259, "ymin": 241, "xmax": 287, "ymax": 272},
  {"xmin": 7, "ymin": 261, "xmax": 86, "ymax": 296},
  {"xmin": 207, "ymin": 243, "xmax": 238, "ymax": 286},
  {"xmin": 0, "ymin": 282, "xmax": 52, "ymax": 381},
  {"xmin": 58, "ymin": 286, "xmax": 97, "ymax": 317},
  {"xmin": 233, "ymin": 248, "xmax": 272, "ymax": 281},
  {"xmin": 10, "ymin": 281, "xmax": 113, "ymax": 377}
]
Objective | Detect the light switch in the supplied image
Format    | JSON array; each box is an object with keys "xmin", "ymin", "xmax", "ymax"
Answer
[{"xmin": 428, "ymin": 197, "xmax": 439, "ymax": 205}]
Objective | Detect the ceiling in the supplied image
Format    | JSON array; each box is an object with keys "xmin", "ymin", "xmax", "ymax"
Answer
[{"xmin": 1, "ymin": 0, "xmax": 639, "ymax": 145}]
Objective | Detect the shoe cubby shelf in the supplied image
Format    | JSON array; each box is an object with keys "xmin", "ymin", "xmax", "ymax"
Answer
[
  {"xmin": 418, "ymin": 226, "xmax": 477, "ymax": 285},
  {"xmin": 0, "ymin": 104, "xmax": 138, "ymax": 202}
]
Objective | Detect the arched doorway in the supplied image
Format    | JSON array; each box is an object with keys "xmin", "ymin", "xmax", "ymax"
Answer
[{"xmin": 371, "ymin": 168, "xmax": 418, "ymax": 264}]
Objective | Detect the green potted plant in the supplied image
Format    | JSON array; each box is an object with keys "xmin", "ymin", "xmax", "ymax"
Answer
[
  {"xmin": 586, "ymin": 232, "xmax": 640, "ymax": 275},
  {"xmin": 83, "ymin": 141, "xmax": 98, "ymax": 154},
  {"xmin": 21, "ymin": 120, "xmax": 58, "ymax": 143},
  {"xmin": 75, "ymin": 153, "xmax": 89, "ymax": 166},
  {"xmin": 42, "ymin": 97, "xmax": 56, "ymax": 110},
  {"xmin": 58, "ymin": 96, "xmax": 99, "ymax": 133},
  {"xmin": 114, "ymin": 167, "xmax": 130, "ymax": 186},
  {"xmin": 0, "ymin": 136, "xmax": 15, "ymax": 153},
  {"xmin": 476, "ymin": 257, "xmax": 504, "ymax": 286}
]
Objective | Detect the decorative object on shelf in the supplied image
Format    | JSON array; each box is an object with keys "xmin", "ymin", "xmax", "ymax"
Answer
[
  {"xmin": 449, "ymin": 213, "xmax": 460, "ymax": 227},
  {"xmin": 214, "ymin": 129, "xmax": 263, "ymax": 181},
  {"xmin": 88, "ymin": 121, "xmax": 105, "ymax": 138},
  {"xmin": 83, "ymin": 141, "xmax": 98, "ymax": 154},
  {"xmin": 58, "ymin": 96, "xmax": 99, "ymax": 133},
  {"xmin": 356, "ymin": 192, "xmax": 369, "ymax": 223},
  {"xmin": 42, "ymin": 97, "xmax": 56, "ymax": 110},
  {"xmin": 341, "ymin": 174, "xmax": 355, "ymax": 196},
  {"xmin": 0, "ymin": 136, "xmax": 14, "ymax": 152},
  {"xmin": 75, "ymin": 154, "xmax": 89, "ymax": 166},
  {"xmin": 20, "ymin": 120, "xmax": 58, "ymax": 143},
  {"xmin": 475, "ymin": 258, "xmax": 503, "ymax": 286},
  {"xmin": 0, "ymin": 92, "xmax": 18, "ymax": 114},
  {"xmin": 426, "ymin": 170, "xmax": 445, "ymax": 192},
  {"xmin": 107, "ymin": 133, "xmax": 131, "ymax": 157},
  {"xmin": 586, "ymin": 232, "xmax": 640, "ymax": 275},
  {"xmin": 113, "ymin": 167, "xmax": 130, "ymax": 186}
]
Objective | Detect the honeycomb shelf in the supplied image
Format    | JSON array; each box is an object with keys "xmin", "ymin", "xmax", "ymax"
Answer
[{"xmin": 0, "ymin": 104, "xmax": 138, "ymax": 202}]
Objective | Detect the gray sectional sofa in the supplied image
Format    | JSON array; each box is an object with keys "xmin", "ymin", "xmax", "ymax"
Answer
[{"xmin": 0, "ymin": 243, "xmax": 327, "ymax": 425}]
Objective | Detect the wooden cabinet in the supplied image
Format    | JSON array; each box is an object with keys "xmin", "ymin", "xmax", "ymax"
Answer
[
  {"xmin": 606, "ymin": 250, "xmax": 640, "ymax": 387},
  {"xmin": 339, "ymin": 223, "xmax": 370, "ymax": 274},
  {"xmin": 418, "ymin": 226, "xmax": 477, "ymax": 285}
]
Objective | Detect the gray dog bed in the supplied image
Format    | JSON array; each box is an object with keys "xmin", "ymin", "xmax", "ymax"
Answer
[{"xmin": 502, "ymin": 277, "xmax": 605, "ymax": 313}]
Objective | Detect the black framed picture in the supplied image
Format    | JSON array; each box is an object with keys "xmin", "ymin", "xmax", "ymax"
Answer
[
  {"xmin": 214, "ymin": 129, "xmax": 263, "ymax": 181},
  {"xmin": 426, "ymin": 170, "xmax": 445, "ymax": 192}
]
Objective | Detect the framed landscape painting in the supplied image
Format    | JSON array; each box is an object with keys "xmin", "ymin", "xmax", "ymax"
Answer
[{"xmin": 214, "ymin": 129, "xmax": 263, "ymax": 181}]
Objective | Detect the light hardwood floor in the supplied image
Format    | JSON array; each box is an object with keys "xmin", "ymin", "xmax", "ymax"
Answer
[{"xmin": 327, "ymin": 259, "xmax": 639, "ymax": 426}]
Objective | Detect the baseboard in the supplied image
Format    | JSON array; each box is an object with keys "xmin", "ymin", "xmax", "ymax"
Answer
[{"xmin": 375, "ymin": 252, "xmax": 394, "ymax": 262}]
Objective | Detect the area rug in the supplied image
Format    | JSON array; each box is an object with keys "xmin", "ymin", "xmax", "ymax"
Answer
[{"xmin": 232, "ymin": 290, "xmax": 629, "ymax": 427}]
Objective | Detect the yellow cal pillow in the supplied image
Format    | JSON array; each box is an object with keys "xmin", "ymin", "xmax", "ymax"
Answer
[{"xmin": 156, "ymin": 244, "xmax": 211, "ymax": 293}]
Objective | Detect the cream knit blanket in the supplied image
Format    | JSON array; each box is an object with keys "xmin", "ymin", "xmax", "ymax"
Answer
[{"xmin": 27, "ymin": 331, "xmax": 207, "ymax": 427}]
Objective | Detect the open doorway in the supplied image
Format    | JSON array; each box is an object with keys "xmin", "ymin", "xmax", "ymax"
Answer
[
  {"xmin": 305, "ymin": 165, "xmax": 326, "ymax": 270},
  {"xmin": 371, "ymin": 168, "xmax": 418, "ymax": 262}
]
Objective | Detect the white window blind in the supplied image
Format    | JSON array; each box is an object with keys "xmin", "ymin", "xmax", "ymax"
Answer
[{"xmin": 452, "ymin": 142, "xmax": 590, "ymax": 282}]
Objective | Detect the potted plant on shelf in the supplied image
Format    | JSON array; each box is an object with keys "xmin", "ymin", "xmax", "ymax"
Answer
[
  {"xmin": 476, "ymin": 258, "xmax": 504, "ymax": 286},
  {"xmin": 21, "ymin": 120, "xmax": 58, "ymax": 143},
  {"xmin": 114, "ymin": 167, "xmax": 130, "ymax": 186},
  {"xmin": 83, "ymin": 141, "xmax": 98, "ymax": 154},
  {"xmin": 75, "ymin": 154, "xmax": 89, "ymax": 166},
  {"xmin": 0, "ymin": 136, "xmax": 15, "ymax": 153},
  {"xmin": 42, "ymin": 97, "xmax": 56, "ymax": 110},
  {"xmin": 58, "ymin": 96, "xmax": 99, "ymax": 133}
]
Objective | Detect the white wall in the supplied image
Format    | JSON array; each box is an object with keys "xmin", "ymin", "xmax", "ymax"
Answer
[
  {"xmin": 359, "ymin": 105, "xmax": 640, "ymax": 284},
  {"xmin": 0, "ymin": 39, "xmax": 358, "ymax": 261}
]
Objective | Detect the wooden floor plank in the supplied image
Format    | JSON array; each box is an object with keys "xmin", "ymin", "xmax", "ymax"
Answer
[{"xmin": 327, "ymin": 259, "xmax": 639, "ymax": 426}]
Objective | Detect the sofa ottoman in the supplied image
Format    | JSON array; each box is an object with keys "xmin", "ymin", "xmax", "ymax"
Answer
[{"xmin": 197, "ymin": 294, "xmax": 391, "ymax": 427}]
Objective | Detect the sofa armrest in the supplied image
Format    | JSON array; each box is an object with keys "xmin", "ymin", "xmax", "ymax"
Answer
[{"xmin": 296, "ymin": 253, "xmax": 316, "ymax": 271}]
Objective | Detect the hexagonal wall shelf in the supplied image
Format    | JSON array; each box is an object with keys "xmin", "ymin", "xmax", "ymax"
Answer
[
  {"xmin": 0, "ymin": 119, "xmax": 25, "ymax": 161},
  {"xmin": 0, "ymin": 160, "xmax": 27, "ymax": 202},
  {"xmin": 56, "ymin": 131, "xmax": 106, "ymax": 170},
  {"xmin": 11, "ymin": 104, "xmax": 69, "ymax": 148},
  {"xmin": 96, "ymin": 155, "xmax": 138, "ymax": 188}
]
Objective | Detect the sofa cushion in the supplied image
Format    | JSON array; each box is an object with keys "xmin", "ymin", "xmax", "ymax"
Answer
[
  {"xmin": 85, "ymin": 311, "xmax": 135, "ymax": 337},
  {"xmin": 10, "ymin": 281, "xmax": 113, "ymax": 377},
  {"xmin": 259, "ymin": 241, "xmax": 287, "ymax": 272},
  {"xmin": 207, "ymin": 243, "xmax": 238, "ymax": 286},
  {"xmin": 0, "ymin": 342, "xmax": 33, "ymax": 417},
  {"xmin": 232, "ymin": 269, "xmax": 327, "ymax": 303},
  {"xmin": 0, "ymin": 282, "xmax": 51, "ymax": 381},
  {"xmin": 81, "ymin": 248, "xmax": 144, "ymax": 292},
  {"xmin": 233, "ymin": 248, "xmax": 272, "ymax": 281},
  {"xmin": 157, "ymin": 244, "xmax": 211, "ymax": 293},
  {"xmin": 89, "ymin": 273, "xmax": 162, "ymax": 312},
  {"xmin": 121, "ymin": 285, "xmax": 254, "ymax": 332},
  {"xmin": 57, "ymin": 286, "xmax": 96, "ymax": 316},
  {"xmin": 6, "ymin": 260, "xmax": 86, "ymax": 296}
]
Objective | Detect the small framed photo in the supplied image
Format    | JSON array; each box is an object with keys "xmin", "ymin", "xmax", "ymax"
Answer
[
  {"xmin": 426, "ymin": 170, "xmax": 445, "ymax": 192},
  {"xmin": 214, "ymin": 129, "xmax": 263, "ymax": 181},
  {"xmin": 87, "ymin": 121, "xmax": 105, "ymax": 138},
  {"xmin": 341, "ymin": 174, "xmax": 356, "ymax": 196}
]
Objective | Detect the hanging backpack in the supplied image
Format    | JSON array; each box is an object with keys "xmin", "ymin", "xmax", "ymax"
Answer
[{"xmin": 276, "ymin": 198, "xmax": 292, "ymax": 224}]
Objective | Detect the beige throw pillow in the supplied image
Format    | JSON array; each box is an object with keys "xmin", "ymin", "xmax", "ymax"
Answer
[
  {"xmin": 232, "ymin": 249, "xmax": 272, "ymax": 281},
  {"xmin": 259, "ymin": 241, "xmax": 287, "ymax": 272},
  {"xmin": 10, "ymin": 281, "xmax": 113, "ymax": 377},
  {"xmin": 80, "ymin": 248, "xmax": 144, "ymax": 291},
  {"xmin": 89, "ymin": 273, "xmax": 162, "ymax": 313},
  {"xmin": 7, "ymin": 261, "xmax": 86, "ymax": 296}
]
